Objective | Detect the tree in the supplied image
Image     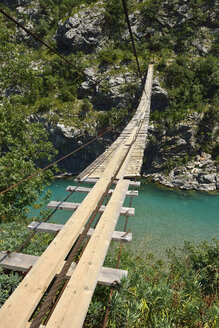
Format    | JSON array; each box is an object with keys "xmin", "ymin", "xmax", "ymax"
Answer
[
  {"xmin": 104, "ymin": 0, "xmax": 130, "ymax": 39},
  {"xmin": 0, "ymin": 102, "xmax": 57, "ymax": 222}
]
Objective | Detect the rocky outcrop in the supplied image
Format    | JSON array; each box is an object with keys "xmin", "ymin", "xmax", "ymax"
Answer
[
  {"xmin": 56, "ymin": 5, "xmax": 106, "ymax": 54},
  {"xmin": 29, "ymin": 114, "xmax": 115, "ymax": 174},
  {"xmin": 157, "ymin": 0, "xmax": 218, "ymax": 28},
  {"xmin": 79, "ymin": 66, "xmax": 140, "ymax": 110},
  {"xmin": 144, "ymin": 152, "xmax": 218, "ymax": 192},
  {"xmin": 6, "ymin": 0, "xmax": 217, "ymax": 192},
  {"xmin": 142, "ymin": 112, "xmax": 219, "ymax": 192}
]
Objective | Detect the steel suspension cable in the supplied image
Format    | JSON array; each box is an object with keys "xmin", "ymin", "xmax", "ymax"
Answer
[
  {"xmin": 0, "ymin": 7, "xmax": 109, "ymax": 91},
  {"xmin": 121, "ymin": 0, "xmax": 144, "ymax": 85},
  {"xmin": 0, "ymin": 128, "xmax": 112, "ymax": 196},
  {"xmin": 30, "ymin": 121, "xmax": 141, "ymax": 328},
  {"xmin": 1, "ymin": 119, "xmax": 134, "ymax": 260}
]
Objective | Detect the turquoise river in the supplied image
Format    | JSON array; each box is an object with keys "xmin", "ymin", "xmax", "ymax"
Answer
[{"xmin": 31, "ymin": 178, "xmax": 219, "ymax": 259}]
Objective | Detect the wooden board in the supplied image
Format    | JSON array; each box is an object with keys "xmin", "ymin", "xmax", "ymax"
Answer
[
  {"xmin": 0, "ymin": 125, "xmax": 133, "ymax": 328},
  {"xmin": 46, "ymin": 179, "xmax": 130, "ymax": 328},
  {"xmin": 66, "ymin": 185, "xmax": 138, "ymax": 197},
  {"xmin": 47, "ymin": 201, "xmax": 135, "ymax": 216},
  {"xmin": 0, "ymin": 252, "xmax": 39, "ymax": 271},
  {"xmin": 75, "ymin": 177, "xmax": 141, "ymax": 187},
  {"xmin": 0, "ymin": 252, "xmax": 127, "ymax": 286},
  {"xmin": 0, "ymin": 65, "xmax": 153, "ymax": 328},
  {"xmin": 76, "ymin": 64, "xmax": 154, "ymax": 180},
  {"xmin": 28, "ymin": 222, "xmax": 132, "ymax": 243}
]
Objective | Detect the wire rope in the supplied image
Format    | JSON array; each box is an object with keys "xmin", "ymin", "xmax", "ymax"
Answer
[
  {"xmin": 29, "ymin": 116, "xmax": 142, "ymax": 328},
  {"xmin": 121, "ymin": 0, "xmax": 144, "ymax": 85},
  {"xmin": 0, "ymin": 7, "xmax": 110, "ymax": 92},
  {"xmin": 0, "ymin": 128, "xmax": 112, "ymax": 196}
]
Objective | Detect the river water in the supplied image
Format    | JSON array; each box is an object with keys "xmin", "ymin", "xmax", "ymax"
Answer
[{"xmin": 30, "ymin": 178, "xmax": 219, "ymax": 258}]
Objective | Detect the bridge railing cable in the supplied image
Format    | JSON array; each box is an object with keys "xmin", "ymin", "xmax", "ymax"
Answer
[
  {"xmin": 0, "ymin": 128, "xmax": 112, "ymax": 196},
  {"xmin": 0, "ymin": 7, "xmax": 110, "ymax": 92},
  {"xmin": 1, "ymin": 117, "xmax": 135, "ymax": 260},
  {"xmin": 29, "ymin": 111, "xmax": 145, "ymax": 328},
  {"xmin": 121, "ymin": 0, "xmax": 144, "ymax": 85}
]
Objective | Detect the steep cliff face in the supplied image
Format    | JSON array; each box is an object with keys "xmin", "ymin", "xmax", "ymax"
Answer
[
  {"xmin": 1, "ymin": 0, "xmax": 218, "ymax": 190},
  {"xmin": 143, "ymin": 116, "xmax": 219, "ymax": 191}
]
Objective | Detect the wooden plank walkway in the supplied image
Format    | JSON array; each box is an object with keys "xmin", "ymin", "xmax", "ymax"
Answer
[
  {"xmin": 46, "ymin": 179, "xmax": 130, "ymax": 328},
  {"xmin": 0, "ymin": 128, "xmax": 138, "ymax": 328},
  {"xmin": 0, "ymin": 252, "xmax": 127, "ymax": 286},
  {"xmin": 77, "ymin": 177, "xmax": 141, "ymax": 187},
  {"xmin": 66, "ymin": 185, "xmax": 138, "ymax": 197},
  {"xmin": 28, "ymin": 221, "xmax": 132, "ymax": 242},
  {"xmin": 47, "ymin": 201, "xmax": 135, "ymax": 216},
  {"xmin": 77, "ymin": 64, "xmax": 154, "ymax": 180},
  {"xmin": 0, "ymin": 64, "xmax": 153, "ymax": 328}
]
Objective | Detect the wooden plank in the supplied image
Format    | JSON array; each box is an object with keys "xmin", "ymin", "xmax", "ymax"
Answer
[
  {"xmin": 97, "ymin": 267, "xmax": 127, "ymax": 286},
  {"xmin": 28, "ymin": 221, "xmax": 63, "ymax": 234},
  {"xmin": 0, "ymin": 129, "xmax": 133, "ymax": 328},
  {"xmin": 0, "ymin": 252, "xmax": 127, "ymax": 286},
  {"xmin": 47, "ymin": 201, "xmax": 135, "ymax": 216},
  {"xmin": 28, "ymin": 222, "xmax": 132, "ymax": 243},
  {"xmin": 75, "ymin": 64, "xmax": 153, "ymax": 180},
  {"xmin": 0, "ymin": 65, "xmax": 153, "ymax": 328},
  {"xmin": 75, "ymin": 177, "xmax": 141, "ymax": 187},
  {"xmin": 66, "ymin": 185, "xmax": 138, "ymax": 197},
  {"xmin": 0, "ymin": 252, "xmax": 38, "ymax": 271},
  {"xmin": 46, "ymin": 179, "xmax": 130, "ymax": 328}
]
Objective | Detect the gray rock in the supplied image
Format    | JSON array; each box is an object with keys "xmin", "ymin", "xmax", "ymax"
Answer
[
  {"xmin": 176, "ymin": 138, "xmax": 187, "ymax": 146},
  {"xmin": 56, "ymin": 6, "xmax": 105, "ymax": 54},
  {"xmin": 202, "ymin": 173, "xmax": 217, "ymax": 184},
  {"xmin": 79, "ymin": 67, "xmax": 138, "ymax": 110},
  {"xmin": 192, "ymin": 38, "xmax": 211, "ymax": 55}
]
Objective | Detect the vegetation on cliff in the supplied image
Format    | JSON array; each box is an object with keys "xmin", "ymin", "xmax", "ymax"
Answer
[{"xmin": 0, "ymin": 0, "xmax": 218, "ymax": 165}]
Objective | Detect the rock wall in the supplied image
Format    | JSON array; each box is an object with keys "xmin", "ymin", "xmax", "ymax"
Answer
[
  {"xmin": 3, "ymin": 0, "xmax": 218, "ymax": 191},
  {"xmin": 142, "ymin": 114, "xmax": 219, "ymax": 192}
]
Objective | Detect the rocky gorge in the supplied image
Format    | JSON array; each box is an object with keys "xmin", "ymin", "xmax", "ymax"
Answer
[{"xmin": 1, "ymin": 0, "xmax": 218, "ymax": 192}]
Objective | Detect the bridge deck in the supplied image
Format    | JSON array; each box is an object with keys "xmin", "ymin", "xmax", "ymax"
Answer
[
  {"xmin": 0, "ymin": 65, "xmax": 154, "ymax": 328},
  {"xmin": 76, "ymin": 64, "xmax": 153, "ymax": 180}
]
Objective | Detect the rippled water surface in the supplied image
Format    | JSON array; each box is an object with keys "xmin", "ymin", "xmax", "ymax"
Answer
[{"xmin": 30, "ymin": 178, "xmax": 219, "ymax": 257}]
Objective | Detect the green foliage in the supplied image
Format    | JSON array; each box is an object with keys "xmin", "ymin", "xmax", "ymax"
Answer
[
  {"xmin": 0, "ymin": 221, "xmax": 54, "ymax": 255},
  {"xmin": 0, "ymin": 102, "xmax": 57, "ymax": 222},
  {"xmin": 0, "ymin": 217, "xmax": 218, "ymax": 326},
  {"xmin": 0, "ymin": 267, "xmax": 22, "ymax": 307},
  {"xmin": 0, "ymin": 220, "xmax": 54, "ymax": 305},
  {"xmin": 155, "ymin": 55, "xmax": 219, "ymax": 126},
  {"xmin": 196, "ymin": 104, "xmax": 219, "ymax": 155},
  {"xmin": 168, "ymin": 240, "xmax": 219, "ymax": 296},
  {"xmin": 140, "ymin": 0, "xmax": 162, "ymax": 22},
  {"xmin": 84, "ymin": 240, "xmax": 219, "ymax": 327},
  {"xmin": 104, "ymin": 0, "xmax": 129, "ymax": 39},
  {"xmin": 97, "ymin": 106, "xmax": 129, "ymax": 132},
  {"xmin": 78, "ymin": 98, "xmax": 93, "ymax": 119},
  {"xmin": 98, "ymin": 45, "xmax": 134, "ymax": 68}
]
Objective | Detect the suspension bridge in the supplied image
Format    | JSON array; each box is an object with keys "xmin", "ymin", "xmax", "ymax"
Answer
[{"xmin": 0, "ymin": 63, "xmax": 154, "ymax": 327}]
